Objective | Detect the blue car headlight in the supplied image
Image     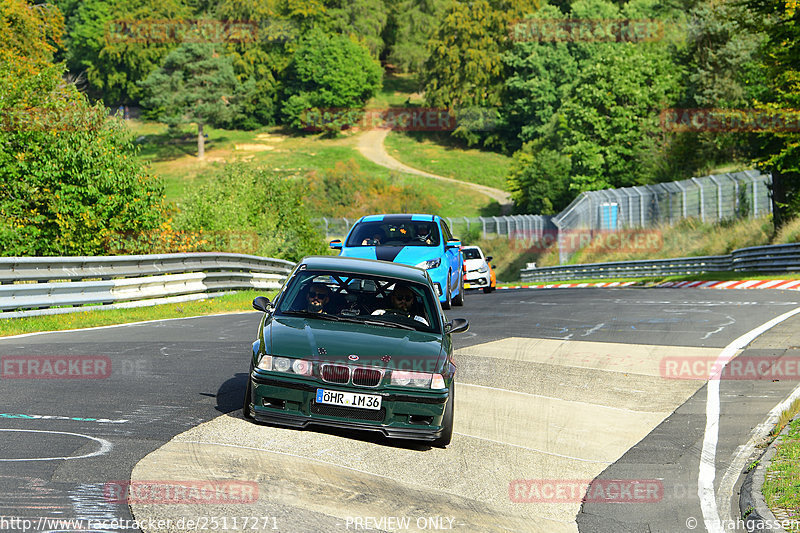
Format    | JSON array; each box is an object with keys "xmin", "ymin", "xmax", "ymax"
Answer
[{"xmin": 415, "ymin": 258, "xmax": 441, "ymax": 270}]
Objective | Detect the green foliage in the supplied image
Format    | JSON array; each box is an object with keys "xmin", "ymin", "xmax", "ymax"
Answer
[
  {"xmin": 281, "ymin": 30, "xmax": 382, "ymax": 130},
  {"xmin": 0, "ymin": 61, "xmax": 165, "ymax": 256},
  {"xmin": 421, "ymin": 0, "xmax": 538, "ymax": 146},
  {"xmin": 176, "ymin": 163, "xmax": 326, "ymax": 261},
  {"xmin": 507, "ymin": 138, "xmax": 572, "ymax": 215},
  {"xmin": 0, "ymin": 0, "xmax": 64, "ymax": 64},
  {"xmin": 745, "ymin": 0, "xmax": 800, "ymax": 225},
  {"xmin": 305, "ymin": 159, "xmax": 442, "ymax": 217},
  {"xmin": 65, "ymin": 0, "xmax": 191, "ymax": 105},
  {"xmin": 501, "ymin": 5, "xmax": 577, "ymax": 149},
  {"xmin": 326, "ymin": 0, "xmax": 389, "ymax": 57},
  {"xmin": 385, "ymin": 0, "xmax": 449, "ymax": 72},
  {"xmin": 139, "ymin": 41, "xmax": 243, "ymax": 156}
]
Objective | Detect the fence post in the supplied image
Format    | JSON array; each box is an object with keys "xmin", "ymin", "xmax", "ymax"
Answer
[{"xmin": 708, "ymin": 175, "xmax": 723, "ymax": 221}]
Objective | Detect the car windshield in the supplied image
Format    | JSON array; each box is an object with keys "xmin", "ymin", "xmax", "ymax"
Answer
[
  {"xmin": 462, "ymin": 248, "xmax": 481, "ymax": 260},
  {"xmin": 275, "ymin": 270, "xmax": 441, "ymax": 333},
  {"xmin": 345, "ymin": 220, "xmax": 440, "ymax": 247}
]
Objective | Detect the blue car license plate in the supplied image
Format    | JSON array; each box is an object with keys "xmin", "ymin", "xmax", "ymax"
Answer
[{"xmin": 316, "ymin": 389, "xmax": 382, "ymax": 410}]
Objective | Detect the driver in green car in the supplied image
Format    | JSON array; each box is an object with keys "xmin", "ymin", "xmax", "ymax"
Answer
[
  {"xmin": 305, "ymin": 283, "xmax": 332, "ymax": 313},
  {"xmin": 372, "ymin": 284, "xmax": 429, "ymax": 326}
]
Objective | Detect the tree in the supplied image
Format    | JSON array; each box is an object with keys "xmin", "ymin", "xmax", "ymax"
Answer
[
  {"xmin": 743, "ymin": 0, "xmax": 800, "ymax": 227},
  {"xmin": 0, "ymin": 67, "xmax": 165, "ymax": 256},
  {"xmin": 280, "ymin": 30, "xmax": 382, "ymax": 130},
  {"xmin": 0, "ymin": 0, "xmax": 64, "ymax": 65},
  {"xmin": 139, "ymin": 41, "xmax": 243, "ymax": 159},
  {"xmin": 421, "ymin": 0, "xmax": 539, "ymax": 147},
  {"xmin": 500, "ymin": 5, "xmax": 578, "ymax": 150},
  {"xmin": 65, "ymin": 0, "xmax": 191, "ymax": 105},
  {"xmin": 384, "ymin": 0, "xmax": 448, "ymax": 72}
]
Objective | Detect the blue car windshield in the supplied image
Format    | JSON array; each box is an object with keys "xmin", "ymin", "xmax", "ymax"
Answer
[
  {"xmin": 276, "ymin": 270, "xmax": 441, "ymax": 333},
  {"xmin": 345, "ymin": 221, "xmax": 440, "ymax": 247}
]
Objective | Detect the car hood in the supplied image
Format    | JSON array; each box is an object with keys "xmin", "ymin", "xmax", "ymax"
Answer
[
  {"xmin": 267, "ymin": 316, "xmax": 446, "ymax": 372},
  {"xmin": 339, "ymin": 246, "xmax": 440, "ymax": 266},
  {"xmin": 464, "ymin": 258, "xmax": 487, "ymax": 270}
]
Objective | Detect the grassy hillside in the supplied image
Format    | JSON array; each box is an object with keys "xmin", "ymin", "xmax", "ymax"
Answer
[
  {"xmin": 383, "ymin": 131, "xmax": 512, "ymax": 191},
  {"xmin": 129, "ymin": 121, "xmax": 498, "ymax": 218}
]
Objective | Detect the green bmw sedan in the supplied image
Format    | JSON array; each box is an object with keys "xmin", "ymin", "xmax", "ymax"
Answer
[{"xmin": 243, "ymin": 256, "xmax": 469, "ymax": 447}]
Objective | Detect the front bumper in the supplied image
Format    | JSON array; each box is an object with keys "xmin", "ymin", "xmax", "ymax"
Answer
[
  {"xmin": 464, "ymin": 272, "xmax": 491, "ymax": 288},
  {"xmin": 247, "ymin": 373, "xmax": 449, "ymax": 441}
]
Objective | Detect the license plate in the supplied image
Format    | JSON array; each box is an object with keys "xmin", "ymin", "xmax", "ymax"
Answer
[
  {"xmin": 316, "ymin": 389, "xmax": 382, "ymax": 410},
  {"xmin": 464, "ymin": 283, "xmax": 473, "ymax": 289}
]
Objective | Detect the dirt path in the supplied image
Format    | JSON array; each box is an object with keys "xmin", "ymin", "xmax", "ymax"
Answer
[{"xmin": 356, "ymin": 129, "xmax": 513, "ymax": 211}]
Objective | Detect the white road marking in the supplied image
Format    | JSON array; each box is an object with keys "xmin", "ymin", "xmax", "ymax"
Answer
[
  {"xmin": 0, "ymin": 429, "xmax": 112, "ymax": 461},
  {"xmin": 698, "ymin": 306, "xmax": 800, "ymax": 533},
  {"xmin": 716, "ymin": 380, "xmax": 800, "ymax": 525}
]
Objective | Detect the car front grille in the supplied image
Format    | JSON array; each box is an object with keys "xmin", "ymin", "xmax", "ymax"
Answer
[
  {"xmin": 310, "ymin": 401, "xmax": 386, "ymax": 421},
  {"xmin": 321, "ymin": 364, "xmax": 384, "ymax": 387},
  {"xmin": 352, "ymin": 367, "xmax": 382, "ymax": 387},
  {"xmin": 321, "ymin": 364, "xmax": 350, "ymax": 384}
]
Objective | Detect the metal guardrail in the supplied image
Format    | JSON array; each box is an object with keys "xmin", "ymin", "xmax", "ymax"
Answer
[
  {"xmin": 0, "ymin": 253, "xmax": 296, "ymax": 318},
  {"xmin": 520, "ymin": 243, "xmax": 800, "ymax": 282}
]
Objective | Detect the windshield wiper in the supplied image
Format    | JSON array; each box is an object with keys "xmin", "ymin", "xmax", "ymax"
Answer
[
  {"xmin": 360, "ymin": 318, "xmax": 416, "ymax": 331},
  {"xmin": 283, "ymin": 310, "xmax": 341, "ymax": 321}
]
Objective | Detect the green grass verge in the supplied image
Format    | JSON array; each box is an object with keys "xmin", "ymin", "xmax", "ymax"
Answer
[
  {"xmin": 0, "ymin": 291, "xmax": 275, "ymax": 338},
  {"xmin": 762, "ymin": 412, "xmax": 800, "ymax": 529},
  {"xmin": 384, "ymin": 130, "xmax": 511, "ymax": 191}
]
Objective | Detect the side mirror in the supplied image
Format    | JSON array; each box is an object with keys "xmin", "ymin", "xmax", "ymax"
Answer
[
  {"xmin": 445, "ymin": 239, "xmax": 462, "ymax": 250},
  {"xmin": 329, "ymin": 239, "xmax": 342, "ymax": 250},
  {"xmin": 444, "ymin": 318, "xmax": 469, "ymax": 334},
  {"xmin": 252, "ymin": 296, "xmax": 271, "ymax": 313},
  {"xmin": 486, "ymin": 256, "xmax": 493, "ymax": 262}
]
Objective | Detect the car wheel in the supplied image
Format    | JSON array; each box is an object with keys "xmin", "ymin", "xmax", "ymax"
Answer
[
  {"xmin": 432, "ymin": 382, "xmax": 454, "ymax": 448},
  {"xmin": 441, "ymin": 276, "xmax": 452, "ymax": 310},
  {"xmin": 242, "ymin": 365, "xmax": 254, "ymax": 420},
  {"xmin": 483, "ymin": 286, "xmax": 492, "ymax": 294},
  {"xmin": 453, "ymin": 275, "xmax": 464, "ymax": 306}
]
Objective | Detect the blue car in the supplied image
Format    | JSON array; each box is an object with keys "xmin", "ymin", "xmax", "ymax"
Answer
[{"xmin": 330, "ymin": 214, "xmax": 465, "ymax": 309}]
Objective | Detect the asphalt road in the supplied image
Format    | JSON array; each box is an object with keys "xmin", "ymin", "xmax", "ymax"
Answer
[{"xmin": 1, "ymin": 288, "xmax": 799, "ymax": 532}]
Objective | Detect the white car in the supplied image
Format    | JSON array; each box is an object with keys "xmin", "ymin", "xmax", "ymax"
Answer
[{"xmin": 461, "ymin": 246, "xmax": 496, "ymax": 293}]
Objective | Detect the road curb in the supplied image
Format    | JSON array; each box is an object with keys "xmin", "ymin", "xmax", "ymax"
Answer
[{"xmin": 739, "ymin": 416, "xmax": 797, "ymax": 533}]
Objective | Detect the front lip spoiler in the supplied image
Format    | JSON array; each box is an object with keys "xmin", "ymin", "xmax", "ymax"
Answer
[
  {"xmin": 251, "ymin": 374, "xmax": 449, "ymax": 404},
  {"xmin": 250, "ymin": 408, "xmax": 444, "ymax": 441}
]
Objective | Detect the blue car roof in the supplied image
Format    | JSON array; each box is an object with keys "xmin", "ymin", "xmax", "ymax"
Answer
[{"xmin": 359, "ymin": 214, "xmax": 438, "ymax": 223}]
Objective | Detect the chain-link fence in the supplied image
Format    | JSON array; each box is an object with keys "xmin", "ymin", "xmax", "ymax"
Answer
[
  {"xmin": 553, "ymin": 170, "xmax": 770, "ymax": 232},
  {"xmin": 315, "ymin": 215, "xmax": 557, "ymax": 241}
]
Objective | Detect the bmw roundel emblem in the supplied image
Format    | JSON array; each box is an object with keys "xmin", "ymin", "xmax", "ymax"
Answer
[{"xmin": 348, "ymin": 354, "xmax": 359, "ymax": 361}]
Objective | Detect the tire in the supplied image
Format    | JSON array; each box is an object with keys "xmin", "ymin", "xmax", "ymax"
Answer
[
  {"xmin": 432, "ymin": 382, "xmax": 454, "ymax": 448},
  {"xmin": 242, "ymin": 365, "xmax": 254, "ymax": 420},
  {"xmin": 453, "ymin": 275, "xmax": 464, "ymax": 306},
  {"xmin": 441, "ymin": 274, "xmax": 452, "ymax": 310},
  {"xmin": 483, "ymin": 286, "xmax": 492, "ymax": 294}
]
